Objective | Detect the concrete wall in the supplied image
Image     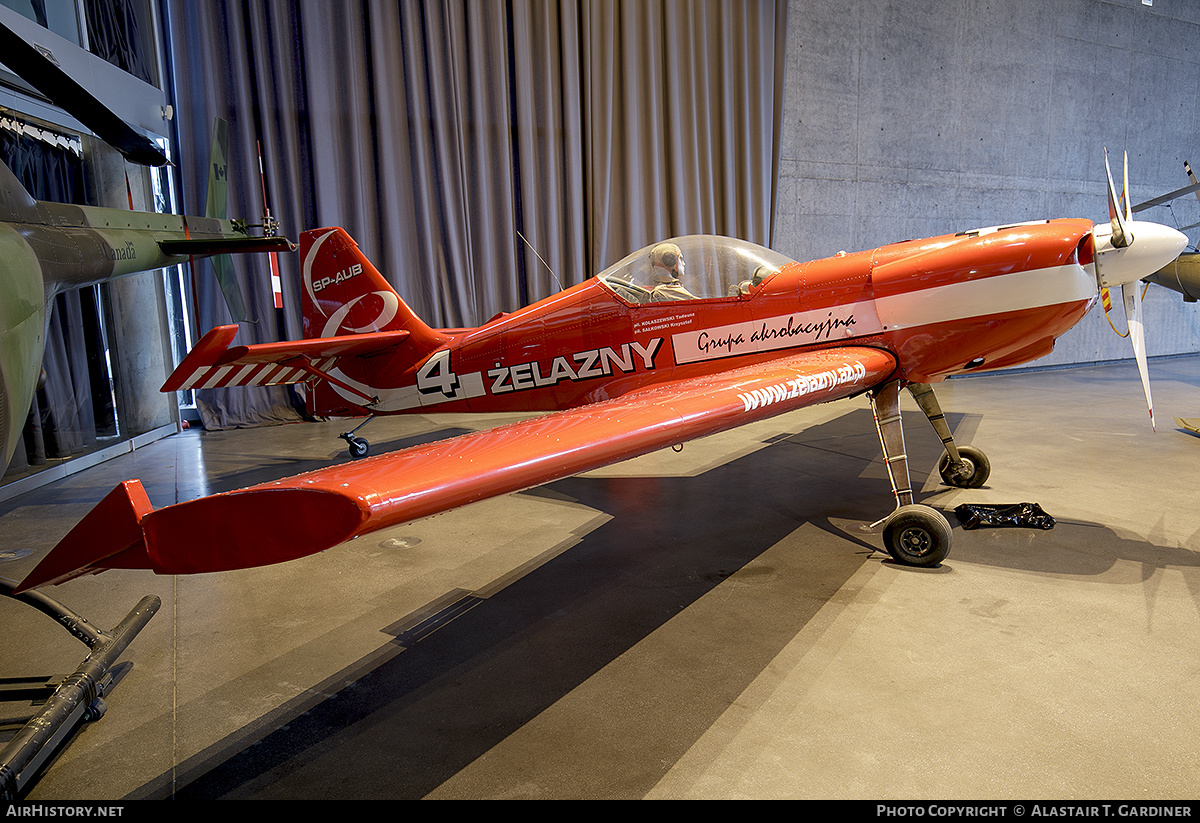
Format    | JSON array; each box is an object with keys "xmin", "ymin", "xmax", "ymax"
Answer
[
  {"xmin": 774, "ymin": 0, "xmax": 1200, "ymax": 367},
  {"xmin": 87, "ymin": 142, "xmax": 177, "ymax": 440}
]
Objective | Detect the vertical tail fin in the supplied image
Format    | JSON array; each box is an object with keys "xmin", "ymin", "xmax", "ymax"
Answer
[
  {"xmin": 0, "ymin": 157, "xmax": 40, "ymax": 223},
  {"xmin": 204, "ymin": 117, "xmax": 250, "ymax": 322},
  {"xmin": 300, "ymin": 227, "xmax": 442, "ymax": 350}
]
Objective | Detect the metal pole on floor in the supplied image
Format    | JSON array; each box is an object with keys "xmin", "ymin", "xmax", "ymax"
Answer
[{"xmin": 0, "ymin": 578, "xmax": 160, "ymax": 800}]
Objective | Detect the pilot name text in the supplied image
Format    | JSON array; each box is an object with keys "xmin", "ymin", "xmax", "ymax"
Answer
[{"xmin": 489, "ymin": 338, "xmax": 662, "ymax": 394}]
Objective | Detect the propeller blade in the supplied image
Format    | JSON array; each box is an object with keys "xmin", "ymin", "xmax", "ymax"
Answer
[
  {"xmin": 1122, "ymin": 282, "xmax": 1155, "ymax": 430},
  {"xmin": 1122, "ymin": 151, "xmax": 1133, "ymax": 223},
  {"xmin": 1105, "ymin": 149, "xmax": 1131, "ymax": 248}
]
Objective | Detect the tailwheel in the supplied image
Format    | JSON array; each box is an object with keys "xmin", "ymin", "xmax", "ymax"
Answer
[
  {"xmin": 937, "ymin": 444, "xmax": 990, "ymax": 489},
  {"xmin": 339, "ymin": 414, "xmax": 376, "ymax": 460},
  {"xmin": 882, "ymin": 504, "xmax": 952, "ymax": 567},
  {"xmin": 341, "ymin": 434, "xmax": 370, "ymax": 459}
]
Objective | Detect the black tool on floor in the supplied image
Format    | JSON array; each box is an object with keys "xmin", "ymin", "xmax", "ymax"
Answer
[{"xmin": 0, "ymin": 578, "xmax": 159, "ymax": 799}]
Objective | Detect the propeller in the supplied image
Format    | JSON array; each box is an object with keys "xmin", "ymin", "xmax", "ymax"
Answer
[{"xmin": 1092, "ymin": 150, "xmax": 1188, "ymax": 430}]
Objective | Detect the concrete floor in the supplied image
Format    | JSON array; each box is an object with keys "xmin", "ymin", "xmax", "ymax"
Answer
[{"xmin": 2, "ymin": 355, "xmax": 1199, "ymax": 800}]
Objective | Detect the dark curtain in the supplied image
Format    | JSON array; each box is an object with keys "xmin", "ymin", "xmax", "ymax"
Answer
[
  {"xmin": 83, "ymin": 0, "xmax": 159, "ymax": 86},
  {"xmin": 0, "ymin": 128, "xmax": 113, "ymax": 475},
  {"xmin": 163, "ymin": 0, "xmax": 788, "ymax": 428}
]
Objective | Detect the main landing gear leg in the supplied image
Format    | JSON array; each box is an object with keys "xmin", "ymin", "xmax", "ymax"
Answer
[
  {"xmin": 907, "ymin": 383, "xmax": 990, "ymax": 490},
  {"xmin": 868, "ymin": 380, "xmax": 952, "ymax": 567},
  {"xmin": 339, "ymin": 414, "xmax": 376, "ymax": 460}
]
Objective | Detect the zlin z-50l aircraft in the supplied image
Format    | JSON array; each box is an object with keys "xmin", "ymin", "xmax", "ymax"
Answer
[{"xmin": 15, "ymin": 154, "xmax": 1187, "ymax": 592}]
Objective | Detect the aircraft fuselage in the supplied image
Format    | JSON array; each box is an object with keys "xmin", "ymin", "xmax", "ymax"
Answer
[{"xmin": 306, "ymin": 218, "xmax": 1098, "ymax": 419}]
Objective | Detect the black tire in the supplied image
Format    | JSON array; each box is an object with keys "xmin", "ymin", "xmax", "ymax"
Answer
[
  {"xmin": 347, "ymin": 436, "xmax": 370, "ymax": 459},
  {"xmin": 938, "ymin": 444, "xmax": 990, "ymax": 489},
  {"xmin": 882, "ymin": 504, "xmax": 952, "ymax": 567}
]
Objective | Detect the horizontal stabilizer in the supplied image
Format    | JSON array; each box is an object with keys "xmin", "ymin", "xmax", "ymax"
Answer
[
  {"xmin": 14, "ymin": 481, "xmax": 155, "ymax": 592},
  {"xmin": 158, "ymin": 236, "xmax": 296, "ymax": 257},
  {"xmin": 162, "ymin": 324, "xmax": 410, "ymax": 392}
]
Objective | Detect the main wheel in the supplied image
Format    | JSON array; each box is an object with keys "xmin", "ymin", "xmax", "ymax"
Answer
[
  {"xmin": 882, "ymin": 504, "xmax": 952, "ymax": 567},
  {"xmin": 938, "ymin": 444, "xmax": 990, "ymax": 489}
]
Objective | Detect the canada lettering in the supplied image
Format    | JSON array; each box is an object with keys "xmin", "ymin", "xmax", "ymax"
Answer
[{"xmin": 104, "ymin": 241, "xmax": 137, "ymax": 262}]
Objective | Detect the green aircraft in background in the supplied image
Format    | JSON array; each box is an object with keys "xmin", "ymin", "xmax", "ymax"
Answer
[
  {"xmin": 0, "ymin": 19, "xmax": 292, "ymax": 471},
  {"xmin": 0, "ymin": 159, "xmax": 292, "ymax": 470}
]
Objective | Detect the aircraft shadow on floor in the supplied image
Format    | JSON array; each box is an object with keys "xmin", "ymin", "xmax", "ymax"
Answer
[
  {"xmin": 128, "ymin": 408, "xmax": 1197, "ymax": 799},
  {"xmin": 951, "ymin": 512, "xmax": 1200, "ymax": 577}
]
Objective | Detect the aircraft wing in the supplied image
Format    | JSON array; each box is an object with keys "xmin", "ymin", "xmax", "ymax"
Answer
[
  {"xmin": 161, "ymin": 324, "xmax": 409, "ymax": 392},
  {"xmin": 16, "ymin": 346, "xmax": 896, "ymax": 591}
]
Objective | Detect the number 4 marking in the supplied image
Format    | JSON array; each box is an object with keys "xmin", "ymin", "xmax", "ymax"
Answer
[{"xmin": 417, "ymin": 349, "xmax": 460, "ymax": 396}]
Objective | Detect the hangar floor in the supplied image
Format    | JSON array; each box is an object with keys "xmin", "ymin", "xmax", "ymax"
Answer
[{"xmin": 2, "ymin": 355, "xmax": 1199, "ymax": 801}]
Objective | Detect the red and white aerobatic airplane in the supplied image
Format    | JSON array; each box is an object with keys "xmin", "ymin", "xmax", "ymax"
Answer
[{"xmin": 14, "ymin": 154, "xmax": 1186, "ymax": 591}]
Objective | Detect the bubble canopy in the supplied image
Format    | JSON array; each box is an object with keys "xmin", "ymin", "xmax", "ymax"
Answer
[{"xmin": 597, "ymin": 235, "xmax": 795, "ymax": 303}]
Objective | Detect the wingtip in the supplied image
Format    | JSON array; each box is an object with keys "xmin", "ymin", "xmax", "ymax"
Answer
[{"xmin": 14, "ymin": 480, "xmax": 155, "ymax": 593}]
